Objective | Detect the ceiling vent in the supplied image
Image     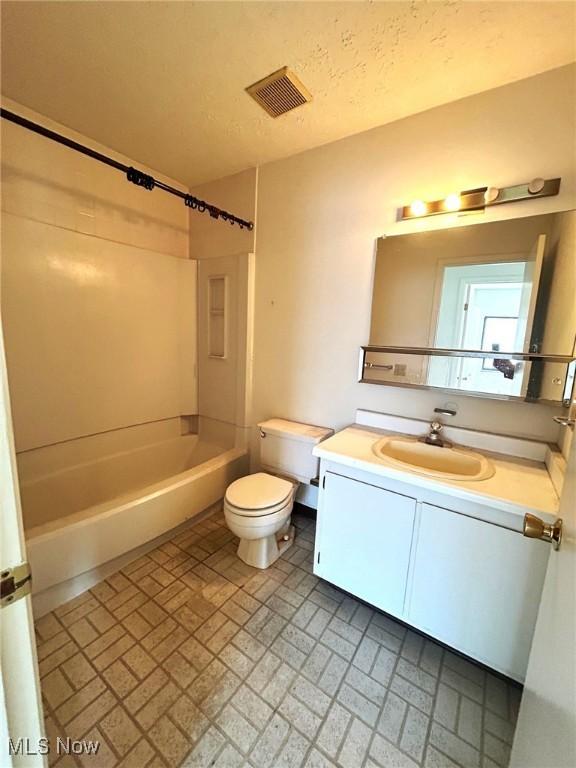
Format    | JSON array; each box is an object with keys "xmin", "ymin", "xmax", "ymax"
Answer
[{"xmin": 246, "ymin": 67, "xmax": 312, "ymax": 118}]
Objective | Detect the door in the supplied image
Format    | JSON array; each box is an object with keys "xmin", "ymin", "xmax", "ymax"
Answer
[
  {"xmin": 407, "ymin": 503, "xmax": 549, "ymax": 681},
  {"xmin": 510, "ymin": 429, "xmax": 576, "ymax": 767},
  {"xmin": 514, "ymin": 234, "xmax": 546, "ymax": 353},
  {"xmin": 0, "ymin": 321, "xmax": 46, "ymax": 766},
  {"xmin": 315, "ymin": 472, "xmax": 416, "ymax": 618}
]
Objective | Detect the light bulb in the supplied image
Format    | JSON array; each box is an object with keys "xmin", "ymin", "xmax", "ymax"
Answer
[
  {"xmin": 485, "ymin": 187, "xmax": 500, "ymax": 204},
  {"xmin": 410, "ymin": 200, "xmax": 427, "ymax": 217},
  {"xmin": 444, "ymin": 193, "xmax": 461, "ymax": 211}
]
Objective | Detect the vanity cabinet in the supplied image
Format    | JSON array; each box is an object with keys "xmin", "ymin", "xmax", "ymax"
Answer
[
  {"xmin": 314, "ymin": 464, "xmax": 551, "ymax": 681},
  {"xmin": 316, "ymin": 472, "xmax": 416, "ymax": 618}
]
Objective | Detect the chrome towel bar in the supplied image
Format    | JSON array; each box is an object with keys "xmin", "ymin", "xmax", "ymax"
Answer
[{"xmin": 364, "ymin": 362, "xmax": 393, "ymax": 371}]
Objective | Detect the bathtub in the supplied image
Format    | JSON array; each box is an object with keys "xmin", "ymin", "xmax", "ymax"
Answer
[{"xmin": 22, "ymin": 433, "xmax": 248, "ymax": 603}]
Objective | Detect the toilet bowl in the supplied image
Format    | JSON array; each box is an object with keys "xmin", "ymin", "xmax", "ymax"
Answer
[
  {"xmin": 224, "ymin": 418, "xmax": 333, "ymax": 569},
  {"xmin": 224, "ymin": 472, "xmax": 296, "ymax": 569}
]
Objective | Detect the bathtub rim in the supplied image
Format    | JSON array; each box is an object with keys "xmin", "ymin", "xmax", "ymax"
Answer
[
  {"xmin": 17, "ymin": 428, "xmax": 203, "ymax": 487},
  {"xmin": 26, "ymin": 445, "xmax": 246, "ymax": 543}
]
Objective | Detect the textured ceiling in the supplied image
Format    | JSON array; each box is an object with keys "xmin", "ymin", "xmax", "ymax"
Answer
[{"xmin": 1, "ymin": 2, "xmax": 575, "ymax": 187}]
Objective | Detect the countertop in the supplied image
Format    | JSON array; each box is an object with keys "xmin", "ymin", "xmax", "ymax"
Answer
[{"xmin": 313, "ymin": 425, "xmax": 560, "ymax": 519}]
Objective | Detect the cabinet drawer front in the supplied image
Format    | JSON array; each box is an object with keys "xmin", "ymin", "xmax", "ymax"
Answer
[
  {"xmin": 408, "ymin": 502, "xmax": 549, "ymax": 681},
  {"xmin": 318, "ymin": 472, "xmax": 416, "ymax": 618}
]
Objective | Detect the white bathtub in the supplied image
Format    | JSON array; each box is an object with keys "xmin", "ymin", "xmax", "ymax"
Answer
[{"xmin": 23, "ymin": 433, "xmax": 248, "ymax": 603}]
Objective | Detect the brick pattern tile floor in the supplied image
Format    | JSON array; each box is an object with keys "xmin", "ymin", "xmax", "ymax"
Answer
[{"xmin": 36, "ymin": 509, "xmax": 521, "ymax": 768}]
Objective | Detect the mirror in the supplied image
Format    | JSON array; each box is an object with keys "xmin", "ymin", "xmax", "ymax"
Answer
[{"xmin": 365, "ymin": 211, "xmax": 576, "ymax": 402}]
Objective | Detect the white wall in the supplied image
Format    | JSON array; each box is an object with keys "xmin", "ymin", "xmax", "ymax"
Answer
[
  {"xmin": 190, "ymin": 169, "xmax": 257, "ymax": 445},
  {"xmin": 252, "ymin": 65, "xmax": 576, "ymax": 443},
  {"xmin": 0, "ymin": 99, "xmax": 197, "ymax": 453},
  {"xmin": 189, "ymin": 168, "xmax": 257, "ymax": 260}
]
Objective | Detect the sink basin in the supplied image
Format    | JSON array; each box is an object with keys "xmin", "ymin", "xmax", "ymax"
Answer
[{"xmin": 372, "ymin": 436, "xmax": 495, "ymax": 481}]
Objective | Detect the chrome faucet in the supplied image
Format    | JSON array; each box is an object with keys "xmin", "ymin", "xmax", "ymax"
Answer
[
  {"xmin": 425, "ymin": 420, "xmax": 446, "ymax": 447},
  {"xmin": 422, "ymin": 407, "xmax": 456, "ymax": 447}
]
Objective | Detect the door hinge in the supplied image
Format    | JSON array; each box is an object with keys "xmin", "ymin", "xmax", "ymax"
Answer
[
  {"xmin": 322, "ymin": 475, "xmax": 326, "ymax": 489},
  {"xmin": 464, "ymin": 302, "xmax": 469, "ymax": 311},
  {"xmin": 317, "ymin": 552, "xmax": 321, "ymax": 564},
  {"xmin": 1, "ymin": 562, "xmax": 32, "ymax": 608}
]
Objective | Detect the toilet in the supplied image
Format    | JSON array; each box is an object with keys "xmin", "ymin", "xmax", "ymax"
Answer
[{"xmin": 224, "ymin": 419, "xmax": 333, "ymax": 569}]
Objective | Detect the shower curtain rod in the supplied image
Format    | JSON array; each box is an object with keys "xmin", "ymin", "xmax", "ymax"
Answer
[{"xmin": 0, "ymin": 108, "xmax": 254, "ymax": 230}]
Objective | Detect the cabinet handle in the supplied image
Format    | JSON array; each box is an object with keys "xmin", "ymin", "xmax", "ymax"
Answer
[{"xmin": 523, "ymin": 513, "xmax": 563, "ymax": 550}]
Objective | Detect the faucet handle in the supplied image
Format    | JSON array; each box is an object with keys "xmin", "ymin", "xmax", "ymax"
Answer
[
  {"xmin": 430, "ymin": 421, "xmax": 443, "ymax": 433},
  {"xmin": 434, "ymin": 407, "xmax": 457, "ymax": 417}
]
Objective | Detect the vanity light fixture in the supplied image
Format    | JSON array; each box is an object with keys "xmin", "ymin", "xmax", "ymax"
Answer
[{"xmin": 400, "ymin": 177, "xmax": 561, "ymax": 220}]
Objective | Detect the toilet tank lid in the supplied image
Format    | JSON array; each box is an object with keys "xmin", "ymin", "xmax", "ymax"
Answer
[{"xmin": 258, "ymin": 419, "xmax": 333, "ymax": 445}]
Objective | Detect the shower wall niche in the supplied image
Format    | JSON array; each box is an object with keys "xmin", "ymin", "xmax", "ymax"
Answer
[{"xmin": 208, "ymin": 275, "xmax": 227, "ymax": 358}]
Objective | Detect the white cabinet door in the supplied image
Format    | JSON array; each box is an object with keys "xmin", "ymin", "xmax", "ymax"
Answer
[
  {"xmin": 408, "ymin": 503, "xmax": 550, "ymax": 681},
  {"xmin": 316, "ymin": 472, "xmax": 416, "ymax": 618}
]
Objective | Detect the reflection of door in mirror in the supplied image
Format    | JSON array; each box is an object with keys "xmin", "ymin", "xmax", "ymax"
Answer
[
  {"xmin": 515, "ymin": 234, "xmax": 546, "ymax": 353},
  {"xmin": 427, "ymin": 235, "xmax": 546, "ymax": 395}
]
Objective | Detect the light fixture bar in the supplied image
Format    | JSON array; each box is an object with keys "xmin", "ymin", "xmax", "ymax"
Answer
[{"xmin": 400, "ymin": 177, "xmax": 561, "ymax": 220}]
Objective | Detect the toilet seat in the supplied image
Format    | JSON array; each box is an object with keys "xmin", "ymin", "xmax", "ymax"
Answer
[
  {"xmin": 225, "ymin": 472, "xmax": 293, "ymax": 517},
  {"xmin": 225, "ymin": 497, "xmax": 292, "ymax": 519}
]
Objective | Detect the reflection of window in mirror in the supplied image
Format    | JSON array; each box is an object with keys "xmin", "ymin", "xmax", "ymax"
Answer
[
  {"xmin": 433, "ymin": 263, "xmax": 527, "ymax": 350},
  {"xmin": 481, "ymin": 317, "xmax": 519, "ymax": 367}
]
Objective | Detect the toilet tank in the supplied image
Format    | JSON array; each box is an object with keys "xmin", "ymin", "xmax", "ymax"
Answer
[{"xmin": 258, "ymin": 418, "xmax": 333, "ymax": 484}]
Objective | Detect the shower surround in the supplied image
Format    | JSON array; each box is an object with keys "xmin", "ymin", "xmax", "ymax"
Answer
[{"xmin": 0, "ymin": 98, "xmax": 249, "ymax": 613}]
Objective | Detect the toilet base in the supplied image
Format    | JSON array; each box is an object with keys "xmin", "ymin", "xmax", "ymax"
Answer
[{"xmin": 237, "ymin": 524, "xmax": 295, "ymax": 569}]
